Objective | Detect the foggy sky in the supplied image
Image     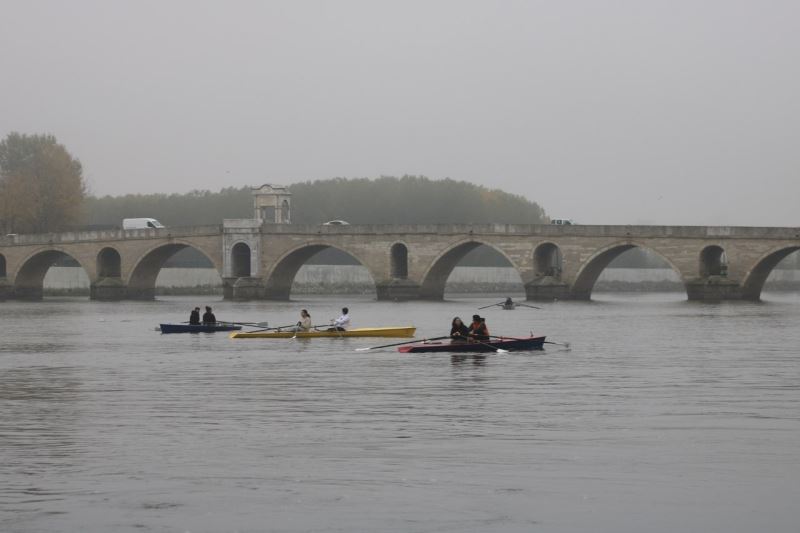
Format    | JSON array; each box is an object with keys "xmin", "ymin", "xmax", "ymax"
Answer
[{"xmin": 2, "ymin": 0, "xmax": 798, "ymax": 226}]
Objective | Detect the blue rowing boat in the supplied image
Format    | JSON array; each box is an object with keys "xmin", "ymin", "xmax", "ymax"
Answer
[{"xmin": 159, "ymin": 323, "xmax": 243, "ymax": 334}]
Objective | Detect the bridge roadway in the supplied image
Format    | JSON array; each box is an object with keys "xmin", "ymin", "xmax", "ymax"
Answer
[{"xmin": 0, "ymin": 222, "xmax": 798, "ymax": 302}]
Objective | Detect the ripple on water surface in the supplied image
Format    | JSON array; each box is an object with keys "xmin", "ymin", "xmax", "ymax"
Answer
[{"xmin": 1, "ymin": 293, "xmax": 799, "ymax": 532}]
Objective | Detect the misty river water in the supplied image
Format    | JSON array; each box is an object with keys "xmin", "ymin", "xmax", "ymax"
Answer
[{"xmin": 1, "ymin": 293, "xmax": 799, "ymax": 533}]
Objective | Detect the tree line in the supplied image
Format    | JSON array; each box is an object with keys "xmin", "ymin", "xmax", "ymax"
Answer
[
  {"xmin": 1, "ymin": 132, "xmax": 547, "ymax": 231},
  {"xmin": 83, "ymin": 176, "xmax": 548, "ymax": 227}
]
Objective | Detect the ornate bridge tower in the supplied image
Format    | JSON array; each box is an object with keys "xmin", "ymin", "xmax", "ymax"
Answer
[
  {"xmin": 221, "ymin": 184, "xmax": 292, "ymax": 300},
  {"xmin": 252, "ymin": 184, "xmax": 291, "ymax": 224}
]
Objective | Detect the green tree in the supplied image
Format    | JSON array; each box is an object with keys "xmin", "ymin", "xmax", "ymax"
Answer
[{"xmin": 0, "ymin": 132, "xmax": 87, "ymax": 233}]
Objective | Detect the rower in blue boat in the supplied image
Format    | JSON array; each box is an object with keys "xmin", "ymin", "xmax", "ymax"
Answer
[
  {"xmin": 189, "ymin": 307, "xmax": 201, "ymax": 325},
  {"xmin": 202, "ymin": 306, "xmax": 217, "ymax": 325}
]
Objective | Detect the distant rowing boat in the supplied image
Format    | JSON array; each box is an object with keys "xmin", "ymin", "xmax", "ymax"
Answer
[
  {"xmin": 230, "ymin": 326, "xmax": 416, "ymax": 339},
  {"xmin": 160, "ymin": 323, "xmax": 243, "ymax": 334},
  {"xmin": 398, "ymin": 335, "xmax": 546, "ymax": 353}
]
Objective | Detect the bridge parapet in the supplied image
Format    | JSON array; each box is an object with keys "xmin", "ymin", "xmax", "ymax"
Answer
[
  {"xmin": 259, "ymin": 223, "xmax": 800, "ymax": 239},
  {"xmin": 4, "ymin": 225, "xmax": 223, "ymax": 246}
]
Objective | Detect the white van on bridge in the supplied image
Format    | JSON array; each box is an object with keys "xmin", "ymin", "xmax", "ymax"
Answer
[{"xmin": 122, "ymin": 218, "xmax": 165, "ymax": 230}]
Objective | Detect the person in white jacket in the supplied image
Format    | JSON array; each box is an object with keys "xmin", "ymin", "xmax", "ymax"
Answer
[
  {"xmin": 295, "ymin": 309, "xmax": 312, "ymax": 331},
  {"xmin": 329, "ymin": 307, "xmax": 350, "ymax": 331}
]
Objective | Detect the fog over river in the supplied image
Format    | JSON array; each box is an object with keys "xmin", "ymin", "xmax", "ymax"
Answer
[{"xmin": 1, "ymin": 293, "xmax": 799, "ymax": 532}]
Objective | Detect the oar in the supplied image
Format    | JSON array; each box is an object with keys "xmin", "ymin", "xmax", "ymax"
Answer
[
  {"xmin": 220, "ymin": 320, "xmax": 270, "ymax": 327},
  {"xmin": 544, "ymin": 340, "xmax": 571, "ymax": 348},
  {"xmin": 478, "ymin": 302, "xmax": 503, "ymax": 310},
  {"xmin": 516, "ymin": 303, "xmax": 542, "ymax": 310},
  {"xmin": 355, "ymin": 336, "xmax": 450, "ymax": 352},
  {"xmin": 471, "ymin": 339, "xmax": 509, "ymax": 354},
  {"xmin": 291, "ymin": 323, "xmax": 332, "ymax": 338},
  {"xmin": 448, "ymin": 332, "xmax": 510, "ymax": 354},
  {"xmin": 245, "ymin": 323, "xmax": 297, "ymax": 333}
]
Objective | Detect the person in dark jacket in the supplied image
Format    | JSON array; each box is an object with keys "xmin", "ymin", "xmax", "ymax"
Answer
[
  {"xmin": 469, "ymin": 314, "xmax": 490, "ymax": 341},
  {"xmin": 450, "ymin": 317, "xmax": 470, "ymax": 343},
  {"xmin": 189, "ymin": 307, "xmax": 201, "ymax": 325},
  {"xmin": 202, "ymin": 306, "xmax": 216, "ymax": 324}
]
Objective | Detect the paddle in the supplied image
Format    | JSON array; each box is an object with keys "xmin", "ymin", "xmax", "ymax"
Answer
[
  {"xmin": 478, "ymin": 302, "xmax": 503, "ymax": 310},
  {"xmin": 355, "ymin": 336, "xmax": 450, "ymax": 352}
]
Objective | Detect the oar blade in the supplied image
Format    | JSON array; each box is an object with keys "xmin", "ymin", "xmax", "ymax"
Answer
[{"xmin": 355, "ymin": 335, "xmax": 449, "ymax": 352}]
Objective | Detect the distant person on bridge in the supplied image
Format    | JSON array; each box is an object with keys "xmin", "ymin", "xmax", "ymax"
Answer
[
  {"xmin": 329, "ymin": 307, "xmax": 350, "ymax": 331},
  {"xmin": 296, "ymin": 309, "xmax": 312, "ymax": 331},
  {"xmin": 189, "ymin": 307, "xmax": 201, "ymax": 325},
  {"xmin": 450, "ymin": 317, "xmax": 470, "ymax": 343},
  {"xmin": 202, "ymin": 306, "xmax": 217, "ymax": 324},
  {"xmin": 469, "ymin": 314, "xmax": 490, "ymax": 341}
]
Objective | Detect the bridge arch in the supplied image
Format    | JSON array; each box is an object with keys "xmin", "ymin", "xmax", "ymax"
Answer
[
  {"xmin": 263, "ymin": 242, "xmax": 378, "ymax": 300},
  {"xmin": 699, "ymin": 245, "xmax": 728, "ymax": 277},
  {"xmin": 571, "ymin": 241, "xmax": 686, "ymax": 300},
  {"xmin": 97, "ymin": 247, "xmax": 122, "ymax": 278},
  {"xmin": 13, "ymin": 247, "xmax": 92, "ymax": 300},
  {"xmin": 127, "ymin": 241, "xmax": 222, "ymax": 300},
  {"xmin": 420, "ymin": 240, "xmax": 522, "ymax": 300},
  {"xmin": 231, "ymin": 242, "xmax": 252, "ymax": 278},
  {"xmin": 533, "ymin": 242, "xmax": 563, "ymax": 278},
  {"xmin": 390, "ymin": 242, "xmax": 409, "ymax": 279},
  {"xmin": 741, "ymin": 246, "xmax": 800, "ymax": 301}
]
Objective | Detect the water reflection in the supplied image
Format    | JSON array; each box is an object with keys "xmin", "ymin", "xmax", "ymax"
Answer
[{"xmin": 450, "ymin": 354, "xmax": 488, "ymax": 366}]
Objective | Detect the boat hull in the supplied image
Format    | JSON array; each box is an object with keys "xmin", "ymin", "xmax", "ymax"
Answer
[
  {"xmin": 398, "ymin": 336, "xmax": 545, "ymax": 353},
  {"xmin": 160, "ymin": 323, "xmax": 243, "ymax": 334},
  {"xmin": 230, "ymin": 326, "xmax": 416, "ymax": 339}
]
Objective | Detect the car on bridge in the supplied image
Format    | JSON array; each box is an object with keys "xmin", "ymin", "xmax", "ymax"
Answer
[{"xmin": 322, "ymin": 219, "xmax": 350, "ymax": 226}]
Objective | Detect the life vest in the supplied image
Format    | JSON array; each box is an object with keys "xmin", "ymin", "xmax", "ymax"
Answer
[{"xmin": 471, "ymin": 321, "xmax": 489, "ymax": 337}]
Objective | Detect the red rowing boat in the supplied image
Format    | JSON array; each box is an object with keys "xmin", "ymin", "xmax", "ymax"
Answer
[{"xmin": 398, "ymin": 336, "xmax": 546, "ymax": 353}]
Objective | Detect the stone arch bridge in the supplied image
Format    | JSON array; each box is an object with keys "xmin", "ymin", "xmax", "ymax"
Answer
[{"xmin": 0, "ymin": 222, "xmax": 797, "ymax": 302}]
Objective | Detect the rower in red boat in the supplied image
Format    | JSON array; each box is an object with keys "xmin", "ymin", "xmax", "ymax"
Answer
[
  {"xmin": 450, "ymin": 317, "xmax": 470, "ymax": 343},
  {"xmin": 468, "ymin": 314, "xmax": 489, "ymax": 341}
]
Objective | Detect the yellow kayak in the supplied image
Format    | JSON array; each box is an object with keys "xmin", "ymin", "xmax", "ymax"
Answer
[{"xmin": 230, "ymin": 326, "xmax": 416, "ymax": 339}]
